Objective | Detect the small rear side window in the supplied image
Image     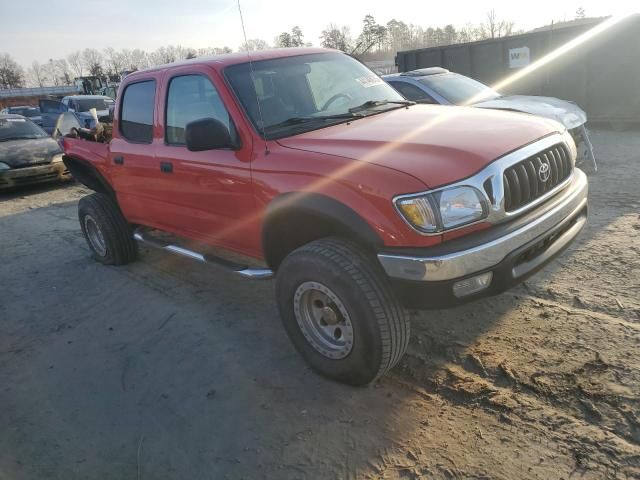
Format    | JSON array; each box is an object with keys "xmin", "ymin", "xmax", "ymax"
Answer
[{"xmin": 120, "ymin": 80, "xmax": 155, "ymax": 143}]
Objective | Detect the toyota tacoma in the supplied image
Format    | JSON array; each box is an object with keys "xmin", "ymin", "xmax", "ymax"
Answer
[{"xmin": 61, "ymin": 48, "xmax": 588, "ymax": 385}]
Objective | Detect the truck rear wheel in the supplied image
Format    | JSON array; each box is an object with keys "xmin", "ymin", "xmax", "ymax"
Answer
[
  {"xmin": 275, "ymin": 238, "xmax": 410, "ymax": 386},
  {"xmin": 78, "ymin": 193, "xmax": 137, "ymax": 265}
]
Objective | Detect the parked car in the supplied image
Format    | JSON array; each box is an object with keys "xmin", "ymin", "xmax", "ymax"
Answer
[
  {"xmin": 383, "ymin": 68, "xmax": 597, "ymax": 171},
  {"xmin": 61, "ymin": 48, "xmax": 588, "ymax": 385},
  {"xmin": 38, "ymin": 95, "xmax": 115, "ymax": 135},
  {"xmin": 1, "ymin": 105, "xmax": 43, "ymax": 126},
  {"xmin": 0, "ymin": 114, "xmax": 71, "ymax": 189}
]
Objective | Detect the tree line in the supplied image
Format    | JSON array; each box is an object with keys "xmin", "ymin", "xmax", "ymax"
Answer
[
  {"xmin": 320, "ymin": 10, "xmax": 518, "ymax": 57},
  {"xmin": 1, "ymin": 10, "xmax": 519, "ymax": 89},
  {"xmin": 0, "ymin": 46, "xmax": 234, "ymax": 89}
]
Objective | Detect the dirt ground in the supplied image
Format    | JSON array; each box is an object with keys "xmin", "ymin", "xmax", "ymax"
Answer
[{"xmin": 1, "ymin": 128, "xmax": 639, "ymax": 480}]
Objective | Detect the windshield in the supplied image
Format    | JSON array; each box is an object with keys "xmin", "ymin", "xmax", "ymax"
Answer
[
  {"xmin": 0, "ymin": 117, "xmax": 47, "ymax": 141},
  {"xmin": 225, "ymin": 52, "xmax": 406, "ymax": 139},
  {"xmin": 74, "ymin": 98, "xmax": 114, "ymax": 112},
  {"xmin": 419, "ymin": 73, "xmax": 501, "ymax": 105}
]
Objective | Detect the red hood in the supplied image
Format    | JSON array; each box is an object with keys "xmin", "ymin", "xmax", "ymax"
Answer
[{"xmin": 277, "ymin": 105, "xmax": 560, "ymax": 188}]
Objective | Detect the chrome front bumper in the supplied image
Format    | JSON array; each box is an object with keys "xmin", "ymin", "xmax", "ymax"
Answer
[{"xmin": 378, "ymin": 168, "xmax": 588, "ymax": 282}]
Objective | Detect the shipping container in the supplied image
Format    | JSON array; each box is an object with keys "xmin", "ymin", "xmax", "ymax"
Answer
[{"xmin": 395, "ymin": 14, "xmax": 640, "ymax": 123}]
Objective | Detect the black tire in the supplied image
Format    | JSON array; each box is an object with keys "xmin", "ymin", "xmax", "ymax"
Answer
[
  {"xmin": 276, "ymin": 238, "xmax": 410, "ymax": 386},
  {"xmin": 78, "ymin": 193, "xmax": 137, "ymax": 265}
]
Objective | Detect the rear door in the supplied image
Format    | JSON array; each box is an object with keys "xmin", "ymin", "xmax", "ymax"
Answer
[
  {"xmin": 38, "ymin": 99, "xmax": 67, "ymax": 135},
  {"xmin": 108, "ymin": 78, "xmax": 172, "ymax": 230}
]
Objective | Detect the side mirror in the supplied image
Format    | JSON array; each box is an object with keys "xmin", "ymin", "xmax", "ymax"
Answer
[{"xmin": 185, "ymin": 118, "xmax": 235, "ymax": 151}]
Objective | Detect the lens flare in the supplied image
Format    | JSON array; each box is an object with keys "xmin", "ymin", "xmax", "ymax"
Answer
[{"xmin": 465, "ymin": 14, "xmax": 633, "ymax": 105}]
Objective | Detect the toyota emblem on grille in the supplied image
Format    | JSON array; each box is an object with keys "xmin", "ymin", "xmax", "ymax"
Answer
[{"xmin": 538, "ymin": 162, "xmax": 551, "ymax": 182}]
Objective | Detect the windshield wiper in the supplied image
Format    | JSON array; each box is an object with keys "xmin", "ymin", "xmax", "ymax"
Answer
[
  {"xmin": 349, "ymin": 100, "xmax": 415, "ymax": 114},
  {"xmin": 267, "ymin": 112, "xmax": 362, "ymax": 129}
]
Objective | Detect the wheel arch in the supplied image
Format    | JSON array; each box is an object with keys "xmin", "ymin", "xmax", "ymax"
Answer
[
  {"xmin": 63, "ymin": 155, "xmax": 115, "ymax": 197},
  {"xmin": 262, "ymin": 192, "xmax": 383, "ymax": 271}
]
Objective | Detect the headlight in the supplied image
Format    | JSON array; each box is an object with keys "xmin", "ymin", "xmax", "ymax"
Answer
[
  {"xmin": 438, "ymin": 186, "xmax": 487, "ymax": 229},
  {"xmin": 396, "ymin": 186, "xmax": 488, "ymax": 234},
  {"xmin": 0, "ymin": 162, "xmax": 10, "ymax": 171},
  {"xmin": 51, "ymin": 153, "xmax": 64, "ymax": 163}
]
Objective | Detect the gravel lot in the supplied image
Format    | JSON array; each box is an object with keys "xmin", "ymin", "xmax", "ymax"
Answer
[{"xmin": 1, "ymin": 128, "xmax": 639, "ymax": 479}]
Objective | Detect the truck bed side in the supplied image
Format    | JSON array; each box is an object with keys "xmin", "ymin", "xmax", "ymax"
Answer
[{"xmin": 62, "ymin": 137, "xmax": 114, "ymax": 196}]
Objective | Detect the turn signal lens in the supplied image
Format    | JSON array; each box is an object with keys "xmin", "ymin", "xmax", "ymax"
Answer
[{"xmin": 396, "ymin": 197, "xmax": 438, "ymax": 233}]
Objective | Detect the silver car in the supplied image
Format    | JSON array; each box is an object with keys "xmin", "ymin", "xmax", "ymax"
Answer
[{"xmin": 383, "ymin": 68, "xmax": 597, "ymax": 172}]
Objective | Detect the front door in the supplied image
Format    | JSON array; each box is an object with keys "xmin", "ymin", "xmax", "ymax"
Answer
[{"xmin": 154, "ymin": 69, "xmax": 255, "ymax": 254}]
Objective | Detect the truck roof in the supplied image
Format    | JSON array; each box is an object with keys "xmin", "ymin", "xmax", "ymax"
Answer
[{"xmin": 125, "ymin": 47, "xmax": 338, "ymax": 79}]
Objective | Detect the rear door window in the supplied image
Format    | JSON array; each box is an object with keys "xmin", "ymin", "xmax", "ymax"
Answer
[
  {"xmin": 165, "ymin": 75, "xmax": 231, "ymax": 145},
  {"xmin": 120, "ymin": 80, "xmax": 155, "ymax": 143}
]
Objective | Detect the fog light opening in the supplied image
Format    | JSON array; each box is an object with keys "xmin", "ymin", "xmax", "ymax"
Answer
[{"xmin": 452, "ymin": 272, "xmax": 493, "ymax": 298}]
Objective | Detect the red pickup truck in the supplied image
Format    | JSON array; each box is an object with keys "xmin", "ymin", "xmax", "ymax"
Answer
[{"xmin": 62, "ymin": 48, "xmax": 588, "ymax": 385}]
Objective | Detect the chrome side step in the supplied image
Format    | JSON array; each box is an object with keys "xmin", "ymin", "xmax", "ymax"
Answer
[{"xmin": 133, "ymin": 228, "xmax": 273, "ymax": 280}]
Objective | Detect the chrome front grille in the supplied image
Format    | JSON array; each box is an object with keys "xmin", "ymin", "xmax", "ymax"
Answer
[{"xmin": 503, "ymin": 143, "xmax": 573, "ymax": 212}]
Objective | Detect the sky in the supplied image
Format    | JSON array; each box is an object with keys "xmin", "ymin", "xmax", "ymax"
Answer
[{"xmin": 0, "ymin": 0, "xmax": 634, "ymax": 67}]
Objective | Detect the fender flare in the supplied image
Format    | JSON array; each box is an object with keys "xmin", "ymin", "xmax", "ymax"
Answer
[
  {"xmin": 62, "ymin": 155, "xmax": 115, "ymax": 197},
  {"xmin": 261, "ymin": 192, "xmax": 383, "ymax": 269}
]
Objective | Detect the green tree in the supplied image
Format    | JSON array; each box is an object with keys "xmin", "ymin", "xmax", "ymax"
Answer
[
  {"xmin": 319, "ymin": 24, "xmax": 352, "ymax": 52},
  {"xmin": 443, "ymin": 25, "xmax": 457, "ymax": 44},
  {"xmin": 355, "ymin": 15, "xmax": 387, "ymax": 54},
  {"xmin": 275, "ymin": 27, "xmax": 305, "ymax": 48},
  {"xmin": 291, "ymin": 26, "xmax": 305, "ymax": 46},
  {"xmin": 239, "ymin": 39, "xmax": 270, "ymax": 51},
  {"xmin": 0, "ymin": 53, "xmax": 25, "ymax": 88},
  {"xmin": 275, "ymin": 32, "xmax": 293, "ymax": 47}
]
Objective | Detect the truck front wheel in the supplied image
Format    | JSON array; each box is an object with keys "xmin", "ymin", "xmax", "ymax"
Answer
[
  {"xmin": 275, "ymin": 238, "xmax": 410, "ymax": 385},
  {"xmin": 78, "ymin": 193, "xmax": 137, "ymax": 265}
]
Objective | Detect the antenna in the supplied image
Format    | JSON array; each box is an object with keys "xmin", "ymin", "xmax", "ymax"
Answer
[{"xmin": 237, "ymin": 0, "xmax": 269, "ymax": 155}]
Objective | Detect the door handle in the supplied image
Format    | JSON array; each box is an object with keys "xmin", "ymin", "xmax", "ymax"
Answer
[
  {"xmin": 160, "ymin": 161, "xmax": 173, "ymax": 173},
  {"xmin": 113, "ymin": 156, "xmax": 124, "ymax": 165}
]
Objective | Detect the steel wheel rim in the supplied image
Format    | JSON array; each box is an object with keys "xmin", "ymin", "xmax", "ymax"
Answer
[
  {"xmin": 84, "ymin": 215, "xmax": 107, "ymax": 257},
  {"xmin": 293, "ymin": 281, "xmax": 354, "ymax": 359}
]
